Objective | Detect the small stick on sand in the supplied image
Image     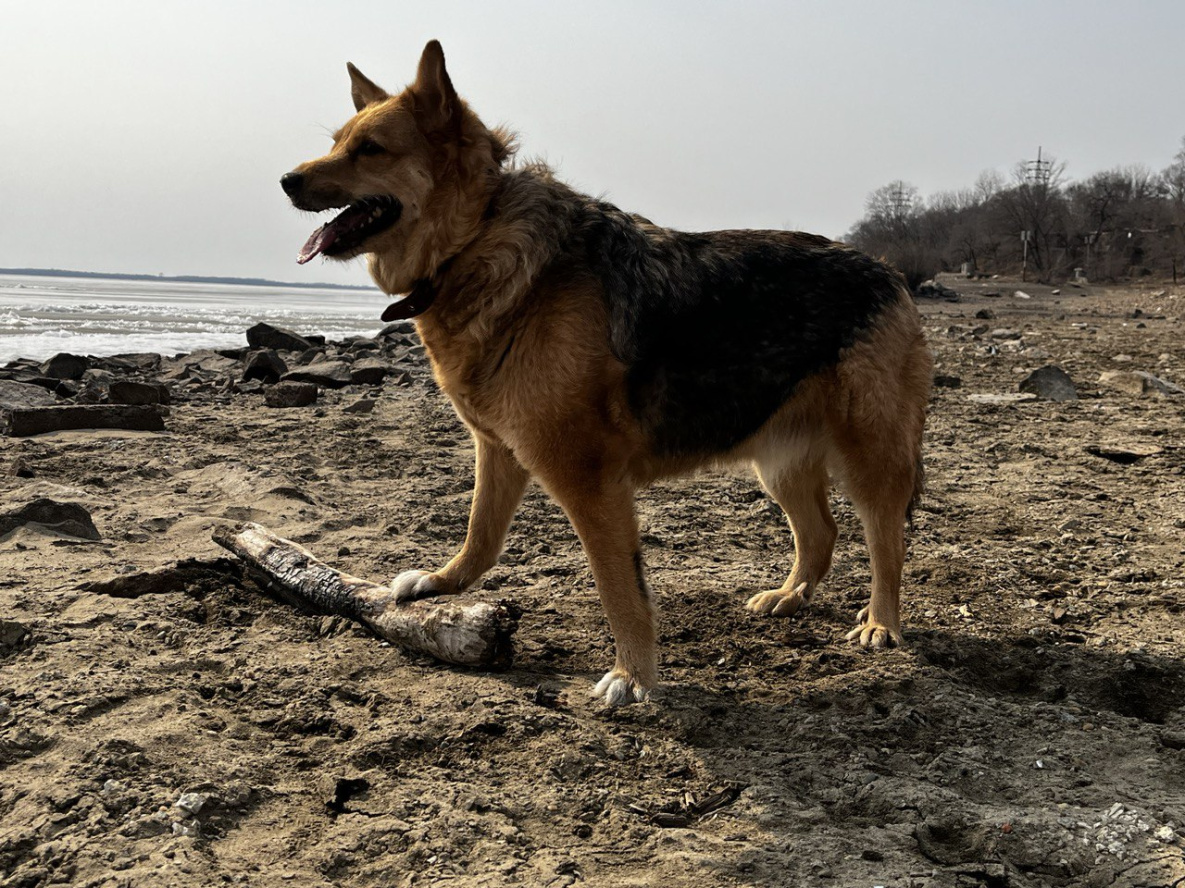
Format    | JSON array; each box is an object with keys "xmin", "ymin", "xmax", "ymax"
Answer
[{"xmin": 212, "ymin": 522, "xmax": 518, "ymax": 668}]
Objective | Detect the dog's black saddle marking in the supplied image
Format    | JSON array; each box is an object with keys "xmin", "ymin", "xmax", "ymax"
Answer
[{"xmin": 571, "ymin": 204, "xmax": 902, "ymax": 456}]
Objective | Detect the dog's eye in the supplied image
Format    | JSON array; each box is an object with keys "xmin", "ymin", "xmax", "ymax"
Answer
[{"xmin": 356, "ymin": 139, "xmax": 386, "ymax": 157}]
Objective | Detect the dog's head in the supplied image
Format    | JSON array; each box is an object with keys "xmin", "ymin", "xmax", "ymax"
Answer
[{"xmin": 282, "ymin": 41, "xmax": 512, "ymax": 295}]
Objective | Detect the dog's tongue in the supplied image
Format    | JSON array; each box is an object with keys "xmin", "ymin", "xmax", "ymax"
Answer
[{"xmin": 297, "ymin": 223, "xmax": 335, "ymax": 265}]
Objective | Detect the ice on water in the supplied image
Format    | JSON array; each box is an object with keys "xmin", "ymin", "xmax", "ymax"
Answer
[{"xmin": 0, "ymin": 274, "xmax": 385, "ymax": 364}]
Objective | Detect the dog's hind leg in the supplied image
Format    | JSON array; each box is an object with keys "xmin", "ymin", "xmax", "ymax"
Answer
[
  {"xmin": 833, "ymin": 300, "xmax": 930, "ymax": 647},
  {"xmin": 391, "ymin": 434, "xmax": 529, "ymax": 601},
  {"xmin": 745, "ymin": 455, "xmax": 837, "ymax": 619},
  {"xmin": 841, "ymin": 463, "xmax": 914, "ymax": 648}
]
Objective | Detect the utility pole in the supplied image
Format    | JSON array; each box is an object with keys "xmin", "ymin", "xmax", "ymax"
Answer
[
  {"xmin": 1021, "ymin": 147, "xmax": 1051, "ymax": 280},
  {"xmin": 887, "ymin": 184, "xmax": 912, "ymax": 226},
  {"xmin": 1026, "ymin": 146, "xmax": 1052, "ymax": 186}
]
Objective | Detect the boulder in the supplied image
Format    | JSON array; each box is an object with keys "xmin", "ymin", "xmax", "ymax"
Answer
[
  {"xmin": 246, "ymin": 322, "xmax": 311, "ymax": 352},
  {"xmin": 242, "ymin": 349, "xmax": 288, "ymax": 384},
  {"xmin": 264, "ymin": 382, "xmax": 318, "ymax": 408},
  {"xmin": 0, "ymin": 380, "xmax": 57, "ymax": 411},
  {"xmin": 3, "ymin": 405, "xmax": 166, "ymax": 437},
  {"xmin": 0, "ymin": 498, "xmax": 101, "ymax": 540},
  {"xmin": 281, "ymin": 362, "xmax": 353, "ymax": 389},
  {"xmin": 349, "ymin": 358, "xmax": 390, "ymax": 386},
  {"xmin": 39, "ymin": 353, "xmax": 89, "ymax": 380},
  {"xmin": 1019, "ymin": 366, "xmax": 1078, "ymax": 401},
  {"xmin": 109, "ymin": 380, "xmax": 171, "ymax": 405}
]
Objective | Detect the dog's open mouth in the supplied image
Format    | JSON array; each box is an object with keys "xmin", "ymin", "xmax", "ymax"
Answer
[{"xmin": 297, "ymin": 195, "xmax": 402, "ymax": 264}]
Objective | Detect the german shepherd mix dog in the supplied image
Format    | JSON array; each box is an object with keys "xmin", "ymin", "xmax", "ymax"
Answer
[{"xmin": 282, "ymin": 42, "xmax": 932, "ymax": 706}]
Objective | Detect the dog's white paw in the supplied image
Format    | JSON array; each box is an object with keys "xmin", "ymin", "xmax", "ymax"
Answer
[
  {"xmin": 592, "ymin": 670, "xmax": 651, "ymax": 707},
  {"xmin": 390, "ymin": 570, "xmax": 450, "ymax": 603}
]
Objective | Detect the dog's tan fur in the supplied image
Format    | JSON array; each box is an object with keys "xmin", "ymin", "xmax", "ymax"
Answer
[{"xmin": 285, "ymin": 42, "xmax": 932, "ymax": 705}]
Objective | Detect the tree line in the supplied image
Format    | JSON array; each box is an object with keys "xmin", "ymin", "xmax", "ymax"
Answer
[{"xmin": 845, "ymin": 138, "xmax": 1185, "ymax": 287}]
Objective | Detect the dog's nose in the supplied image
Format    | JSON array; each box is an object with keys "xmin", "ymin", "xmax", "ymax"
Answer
[{"xmin": 280, "ymin": 172, "xmax": 304, "ymax": 197}]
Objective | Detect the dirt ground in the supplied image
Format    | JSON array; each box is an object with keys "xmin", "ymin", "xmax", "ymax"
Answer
[{"xmin": 2, "ymin": 278, "xmax": 1184, "ymax": 888}]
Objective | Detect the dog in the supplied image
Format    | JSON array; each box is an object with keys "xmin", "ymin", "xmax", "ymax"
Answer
[{"xmin": 282, "ymin": 41, "xmax": 932, "ymax": 706}]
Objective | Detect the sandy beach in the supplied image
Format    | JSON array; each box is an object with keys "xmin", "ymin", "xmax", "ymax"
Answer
[{"xmin": 2, "ymin": 278, "xmax": 1184, "ymax": 887}]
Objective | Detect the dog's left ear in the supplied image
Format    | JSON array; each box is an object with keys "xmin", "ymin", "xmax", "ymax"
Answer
[
  {"xmin": 411, "ymin": 40, "xmax": 458, "ymax": 132},
  {"xmin": 347, "ymin": 62, "xmax": 388, "ymax": 112}
]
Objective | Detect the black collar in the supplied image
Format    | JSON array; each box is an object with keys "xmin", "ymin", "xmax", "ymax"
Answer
[{"xmin": 380, "ymin": 277, "xmax": 437, "ymax": 322}]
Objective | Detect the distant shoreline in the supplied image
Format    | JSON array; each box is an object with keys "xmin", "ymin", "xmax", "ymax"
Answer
[{"xmin": 0, "ymin": 267, "xmax": 378, "ymax": 293}]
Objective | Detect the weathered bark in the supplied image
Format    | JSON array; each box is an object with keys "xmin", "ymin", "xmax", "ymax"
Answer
[{"xmin": 212, "ymin": 522, "xmax": 517, "ymax": 668}]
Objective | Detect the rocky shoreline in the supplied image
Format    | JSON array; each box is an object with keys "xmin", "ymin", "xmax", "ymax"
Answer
[{"xmin": 1, "ymin": 320, "xmax": 427, "ymax": 438}]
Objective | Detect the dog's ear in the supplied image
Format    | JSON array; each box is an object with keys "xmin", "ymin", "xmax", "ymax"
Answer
[
  {"xmin": 411, "ymin": 40, "xmax": 458, "ymax": 132},
  {"xmin": 347, "ymin": 62, "xmax": 388, "ymax": 112}
]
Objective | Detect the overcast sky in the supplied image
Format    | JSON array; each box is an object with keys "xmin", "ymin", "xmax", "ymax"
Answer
[{"xmin": 3, "ymin": 0, "xmax": 1184, "ymax": 288}]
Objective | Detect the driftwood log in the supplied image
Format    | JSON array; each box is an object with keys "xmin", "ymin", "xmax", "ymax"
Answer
[{"xmin": 213, "ymin": 522, "xmax": 518, "ymax": 668}]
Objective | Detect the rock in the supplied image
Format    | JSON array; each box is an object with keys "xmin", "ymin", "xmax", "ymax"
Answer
[
  {"xmin": 0, "ymin": 370, "xmax": 62, "ymax": 392},
  {"xmin": 172, "ymin": 819, "xmax": 201, "ymax": 838},
  {"xmin": 914, "ymin": 280, "xmax": 960, "ymax": 301},
  {"xmin": 105, "ymin": 353, "xmax": 162, "ymax": 372},
  {"xmin": 109, "ymin": 380, "xmax": 171, "ymax": 405},
  {"xmin": 1019, "ymin": 365, "xmax": 1078, "ymax": 401},
  {"xmin": 343, "ymin": 398, "xmax": 377, "ymax": 415},
  {"xmin": 349, "ymin": 359, "xmax": 389, "ymax": 386},
  {"xmin": 294, "ymin": 347, "xmax": 326, "ymax": 366},
  {"xmin": 989, "ymin": 329, "xmax": 1022, "ymax": 340},
  {"xmin": 0, "ymin": 498, "xmax": 101, "ymax": 540},
  {"xmin": 378, "ymin": 321, "xmax": 416, "ymax": 339},
  {"xmin": 0, "ymin": 620, "xmax": 30, "ymax": 650},
  {"xmin": 968, "ymin": 393, "xmax": 1038, "ymax": 406},
  {"xmin": 3, "ymin": 405, "xmax": 166, "ymax": 437},
  {"xmin": 974, "ymin": 308, "xmax": 995, "ymax": 320},
  {"xmin": 8, "ymin": 458, "xmax": 34, "ymax": 478},
  {"xmin": 189, "ymin": 351, "xmax": 241, "ymax": 375},
  {"xmin": 174, "ymin": 792, "xmax": 210, "ymax": 816},
  {"xmin": 1112, "ymin": 354, "xmax": 1133, "ymax": 363},
  {"xmin": 1013, "ymin": 290, "xmax": 1032, "ymax": 299},
  {"xmin": 1086, "ymin": 443, "xmax": 1165, "ymax": 464},
  {"xmin": 933, "ymin": 374, "xmax": 962, "ymax": 388},
  {"xmin": 1098, "ymin": 370, "xmax": 1184, "ymax": 397},
  {"xmin": 281, "ymin": 362, "xmax": 353, "ymax": 389},
  {"xmin": 39, "ymin": 353, "xmax": 89, "ymax": 380},
  {"xmin": 0, "ymin": 380, "xmax": 57, "ymax": 411},
  {"xmin": 242, "ymin": 349, "xmax": 288, "ymax": 384},
  {"xmin": 264, "ymin": 382, "xmax": 318, "ymax": 408},
  {"xmin": 125, "ymin": 810, "xmax": 173, "ymax": 838},
  {"xmin": 246, "ymin": 322, "xmax": 311, "ymax": 352}
]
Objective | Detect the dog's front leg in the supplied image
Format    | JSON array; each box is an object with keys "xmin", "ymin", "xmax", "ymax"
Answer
[
  {"xmin": 391, "ymin": 434, "xmax": 528, "ymax": 602},
  {"xmin": 550, "ymin": 478, "xmax": 657, "ymax": 706}
]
